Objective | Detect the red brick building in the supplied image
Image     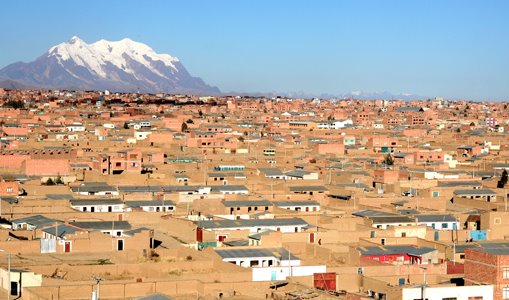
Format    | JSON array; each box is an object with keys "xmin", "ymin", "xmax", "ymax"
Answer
[{"xmin": 465, "ymin": 246, "xmax": 509, "ymax": 300}]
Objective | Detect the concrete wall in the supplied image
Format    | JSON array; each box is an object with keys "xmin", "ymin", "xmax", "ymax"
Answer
[{"xmin": 252, "ymin": 265, "xmax": 326, "ymax": 281}]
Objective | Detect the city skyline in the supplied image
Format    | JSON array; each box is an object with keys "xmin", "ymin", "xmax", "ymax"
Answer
[{"xmin": 1, "ymin": 0, "xmax": 509, "ymax": 100}]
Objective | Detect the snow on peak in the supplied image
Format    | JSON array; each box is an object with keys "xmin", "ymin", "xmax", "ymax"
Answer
[
  {"xmin": 69, "ymin": 36, "xmax": 83, "ymax": 44},
  {"xmin": 47, "ymin": 37, "xmax": 180, "ymax": 79}
]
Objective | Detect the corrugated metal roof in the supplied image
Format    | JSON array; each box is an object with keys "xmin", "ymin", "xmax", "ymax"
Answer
[
  {"xmin": 369, "ymin": 216, "xmax": 416, "ymax": 223},
  {"xmin": 289, "ymin": 186, "xmax": 327, "ymax": 192},
  {"xmin": 12, "ymin": 215, "xmax": 59, "ymax": 228},
  {"xmin": 216, "ymin": 247, "xmax": 299, "ymax": 260},
  {"xmin": 71, "ymin": 221, "xmax": 132, "ymax": 230},
  {"xmin": 71, "ymin": 199, "xmax": 123, "ymax": 206},
  {"xmin": 198, "ymin": 218, "xmax": 308, "ymax": 229},
  {"xmin": 358, "ymin": 245, "xmax": 435, "ymax": 256},
  {"xmin": 416, "ymin": 214, "xmax": 457, "ymax": 223},
  {"xmin": 352, "ymin": 210, "xmax": 396, "ymax": 218},
  {"xmin": 454, "ymin": 189, "xmax": 496, "ymax": 196},
  {"xmin": 42, "ymin": 224, "xmax": 81, "ymax": 237},
  {"xmin": 223, "ymin": 200, "xmax": 272, "ymax": 207},
  {"xmin": 125, "ymin": 200, "xmax": 175, "ymax": 207},
  {"xmin": 273, "ymin": 201, "xmax": 320, "ymax": 207}
]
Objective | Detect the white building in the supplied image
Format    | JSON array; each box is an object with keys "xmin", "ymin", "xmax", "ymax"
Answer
[
  {"xmin": 317, "ymin": 119, "xmax": 354, "ymax": 130},
  {"xmin": 70, "ymin": 199, "xmax": 124, "ymax": 213},
  {"xmin": 216, "ymin": 247, "xmax": 300, "ymax": 268},
  {"xmin": 273, "ymin": 201, "xmax": 320, "ymax": 212},
  {"xmin": 125, "ymin": 200, "xmax": 175, "ymax": 213},
  {"xmin": 402, "ymin": 284, "xmax": 493, "ymax": 300},
  {"xmin": 197, "ymin": 218, "xmax": 310, "ymax": 234},
  {"xmin": 66, "ymin": 123, "xmax": 86, "ymax": 132},
  {"xmin": 415, "ymin": 214, "xmax": 459, "ymax": 230}
]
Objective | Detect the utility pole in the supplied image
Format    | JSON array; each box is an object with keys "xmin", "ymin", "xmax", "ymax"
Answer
[
  {"xmin": 505, "ymin": 188, "xmax": 508, "ymax": 212},
  {"xmin": 419, "ymin": 266, "xmax": 427, "ymax": 300}
]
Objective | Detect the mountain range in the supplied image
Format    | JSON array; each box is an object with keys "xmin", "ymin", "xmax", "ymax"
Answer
[{"xmin": 0, "ymin": 36, "xmax": 220, "ymax": 95}]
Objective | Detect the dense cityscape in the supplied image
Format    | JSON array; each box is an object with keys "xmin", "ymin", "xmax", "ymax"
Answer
[
  {"xmin": 1, "ymin": 1, "xmax": 509, "ymax": 299},
  {"xmin": 0, "ymin": 87, "xmax": 507, "ymax": 300}
]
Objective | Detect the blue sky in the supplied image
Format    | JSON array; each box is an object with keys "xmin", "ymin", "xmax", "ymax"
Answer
[{"xmin": 1, "ymin": 0, "xmax": 509, "ymax": 100}]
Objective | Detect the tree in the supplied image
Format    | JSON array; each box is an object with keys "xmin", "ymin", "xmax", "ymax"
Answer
[
  {"xmin": 181, "ymin": 122, "xmax": 188, "ymax": 132},
  {"xmin": 237, "ymin": 136, "xmax": 245, "ymax": 142},
  {"xmin": 55, "ymin": 175, "xmax": 64, "ymax": 185},
  {"xmin": 3, "ymin": 100, "xmax": 24, "ymax": 109},
  {"xmin": 469, "ymin": 122, "xmax": 475, "ymax": 126},
  {"xmin": 198, "ymin": 110, "xmax": 203, "ymax": 117},
  {"xmin": 45, "ymin": 178, "xmax": 55, "ymax": 186},
  {"xmin": 123, "ymin": 122, "xmax": 129, "ymax": 129},
  {"xmin": 221, "ymin": 113, "xmax": 226, "ymax": 119},
  {"xmin": 455, "ymin": 128, "xmax": 461, "ymax": 133},
  {"xmin": 498, "ymin": 170, "xmax": 508, "ymax": 188},
  {"xmin": 383, "ymin": 154, "xmax": 394, "ymax": 166},
  {"xmin": 186, "ymin": 119, "xmax": 194, "ymax": 124}
]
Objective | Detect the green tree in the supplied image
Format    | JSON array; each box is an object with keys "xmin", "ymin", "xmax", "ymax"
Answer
[
  {"xmin": 181, "ymin": 122, "xmax": 188, "ymax": 132},
  {"xmin": 123, "ymin": 122, "xmax": 129, "ymax": 129},
  {"xmin": 45, "ymin": 178, "xmax": 55, "ymax": 185},
  {"xmin": 238, "ymin": 136, "xmax": 245, "ymax": 142},
  {"xmin": 383, "ymin": 154, "xmax": 394, "ymax": 166},
  {"xmin": 3, "ymin": 100, "xmax": 25, "ymax": 109},
  {"xmin": 55, "ymin": 175, "xmax": 64, "ymax": 185},
  {"xmin": 198, "ymin": 110, "xmax": 203, "ymax": 117},
  {"xmin": 498, "ymin": 170, "xmax": 508, "ymax": 188}
]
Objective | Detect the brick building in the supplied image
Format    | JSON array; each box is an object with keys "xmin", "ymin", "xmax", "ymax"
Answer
[{"xmin": 465, "ymin": 245, "xmax": 509, "ymax": 300}]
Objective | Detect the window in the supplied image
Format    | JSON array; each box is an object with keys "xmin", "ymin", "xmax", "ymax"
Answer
[
  {"xmin": 503, "ymin": 267, "xmax": 509, "ymax": 279},
  {"xmin": 495, "ymin": 218, "xmax": 502, "ymax": 225},
  {"xmin": 503, "ymin": 287, "xmax": 509, "ymax": 300},
  {"xmin": 6, "ymin": 187, "xmax": 13, "ymax": 193},
  {"xmin": 442, "ymin": 223, "xmax": 449, "ymax": 229},
  {"xmin": 432, "ymin": 191, "xmax": 439, "ymax": 198}
]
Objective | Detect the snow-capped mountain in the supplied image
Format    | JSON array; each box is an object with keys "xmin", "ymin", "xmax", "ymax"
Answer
[{"xmin": 0, "ymin": 36, "xmax": 220, "ymax": 95}]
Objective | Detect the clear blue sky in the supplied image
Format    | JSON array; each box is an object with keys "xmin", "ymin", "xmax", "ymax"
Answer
[{"xmin": 1, "ymin": 0, "xmax": 509, "ymax": 100}]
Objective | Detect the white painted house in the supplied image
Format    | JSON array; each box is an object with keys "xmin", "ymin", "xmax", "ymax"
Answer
[
  {"xmin": 125, "ymin": 200, "xmax": 175, "ymax": 213},
  {"xmin": 401, "ymin": 284, "xmax": 493, "ymax": 300},
  {"xmin": 66, "ymin": 123, "xmax": 86, "ymax": 132},
  {"xmin": 273, "ymin": 201, "xmax": 320, "ymax": 212},
  {"xmin": 197, "ymin": 218, "xmax": 311, "ymax": 234},
  {"xmin": 70, "ymin": 199, "xmax": 124, "ymax": 213},
  {"xmin": 415, "ymin": 214, "xmax": 459, "ymax": 230}
]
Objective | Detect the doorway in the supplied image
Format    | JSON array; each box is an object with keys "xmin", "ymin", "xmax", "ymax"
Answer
[
  {"xmin": 64, "ymin": 242, "xmax": 71, "ymax": 253},
  {"xmin": 117, "ymin": 239, "xmax": 124, "ymax": 251}
]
